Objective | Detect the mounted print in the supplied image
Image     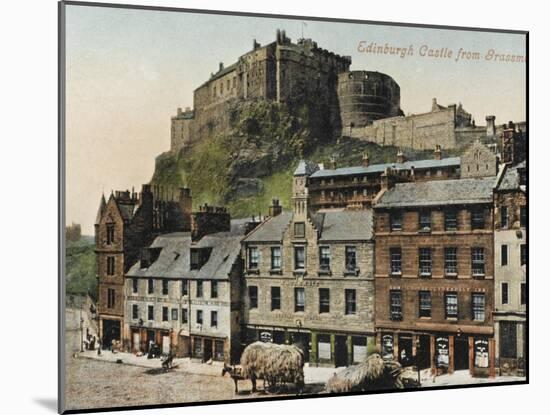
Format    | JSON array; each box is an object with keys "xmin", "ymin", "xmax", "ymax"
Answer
[{"xmin": 59, "ymin": 1, "xmax": 528, "ymax": 413}]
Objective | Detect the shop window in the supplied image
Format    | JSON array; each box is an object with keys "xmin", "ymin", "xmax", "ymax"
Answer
[
  {"xmin": 248, "ymin": 286, "xmax": 258, "ymax": 309},
  {"xmin": 294, "ymin": 288, "xmax": 305, "ymax": 312},
  {"xmin": 390, "ymin": 290, "xmax": 402, "ymax": 321},
  {"xmin": 418, "ymin": 291, "xmax": 431, "ymax": 318},
  {"xmin": 390, "ymin": 248, "xmax": 402, "ymax": 276},
  {"xmin": 271, "ymin": 287, "xmax": 281, "ymax": 310},
  {"xmin": 318, "ymin": 334, "xmax": 331, "ymax": 361},
  {"xmin": 500, "ymin": 322, "xmax": 517, "ymax": 359},
  {"xmin": 214, "ymin": 340, "xmax": 224, "ymax": 361},
  {"xmin": 474, "ymin": 338, "xmax": 489, "ymax": 368},
  {"xmin": 319, "ymin": 288, "xmax": 330, "ymax": 313}
]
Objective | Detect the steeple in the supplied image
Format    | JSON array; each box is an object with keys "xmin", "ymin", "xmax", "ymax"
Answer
[{"xmin": 95, "ymin": 193, "xmax": 107, "ymax": 225}]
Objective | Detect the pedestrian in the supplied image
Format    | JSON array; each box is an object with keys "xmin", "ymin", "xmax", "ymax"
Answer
[{"xmin": 97, "ymin": 337, "xmax": 102, "ymax": 356}]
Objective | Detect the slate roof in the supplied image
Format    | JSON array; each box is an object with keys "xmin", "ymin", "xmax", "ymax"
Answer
[
  {"xmin": 497, "ymin": 163, "xmax": 526, "ymax": 191},
  {"xmin": 243, "ymin": 211, "xmax": 293, "ymax": 243},
  {"xmin": 117, "ymin": 202, "xmax": 137, "ymax": 221},
  {"xmin": 126, "ymin": 219, "xmax": 248, "ymax": 280},
  {"xmin": 294, "ymin": 160, "xmax": 320, "ymax": 176},
  {"xmin": 309, "ymin": 157, "xmax": 460, "ymax": 179},
  {"xmin": 316, "ymin": 210, "xmax": 373, "ymax": 241},
  {"xmin": 375, "ymin": 177, "xmax": 495, "ymax": 208}
]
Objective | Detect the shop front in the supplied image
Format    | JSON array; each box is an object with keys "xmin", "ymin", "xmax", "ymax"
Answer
[
  {"xmin": 129, "ymin": 326, "xmax": 172, "ymax": 354},
  {"xmin": 190, "ymin": 335, "xmax": 227, "ymax": 363}
]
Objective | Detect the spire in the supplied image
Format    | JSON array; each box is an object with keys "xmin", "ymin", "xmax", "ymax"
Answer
[{"xmin": 95, "ymin": 193, "xmax": 107, "ymax": 225}]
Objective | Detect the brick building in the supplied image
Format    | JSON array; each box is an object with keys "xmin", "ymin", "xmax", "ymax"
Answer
[
  {"xmin": 373, "ymin": 175, "xmax": 497, "ymax": 377},
  {"xmin": 95, "ymin": 185, "xmax": 193, "ymax": 347},
  {"xmin": 124, "ymin": 207, "xmax": 251, "ymax": 364},
  {"xmin": 493, "ymin": 161, "xmax": 527, "ymax": 375},
  {"xmin": 240, "ymin": 167, "xmax": 376, "ymax": 367}
]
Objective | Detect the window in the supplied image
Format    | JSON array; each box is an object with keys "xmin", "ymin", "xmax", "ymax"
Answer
[
  {"xmin": 190, "ymin": 248, "xmax": 211, "ymax": 270},
  {"xmin": 390, "ymin": 290, "xmax": 402, "ymax": 321},
  {"xmin": 248, "ymin": 247, "xmax": 259, "ymax": 269},
  {"xmin": 211, "ymin": 311, "xmax": 218, "ymax": 327},
  {"xmin": 190, "ymin": 249, "xmax": 200, "ymax": 270},
  {"xmin": 501, "ymin": 206, "xmax": 508, "ymax": 228},
  {"xmin": 197, "ymin": 310, "xmax": 203, "ymax": 325},
  {"xmin": 107, "ymin": 256, "xmax": 115, "ymax": 276},
  {"xmin": 132, "ymin": 278, "xmax": 138, "ymax": 293},
  {"xmin": 319, "ymin": 246, "xmax": 331, "ymax": 271},
  {"xmin": 345, "ymin": 246, "xmax": 357, "ymax": 272},
  {"xmin": 294, "ymin": 222, "xmax": 305, "ymax": 238},
  {"xmin": 211, "ymin": 281, "xmax": 218, "ymax": 298},
  {"xmin": 271, "ymin": 246, "xmax": 281, "ymax": 270},
  {"xmin": 472, "ymin": 248, "xmax": 485, "ymax": 277},
  {"xmin": 500, "ymin": 321, "xmax": 517, "ymax": 359},
  {"xmin": 148, "ymin": 278, "xmax": 154, "ymax": 294},
  {"xmin": 196, "ymin": 281, "xmax": 203, "ymax": 298},
  {"xmin": 521, "ymin": 283, "xmax": 526, "ymax": 305},
  {"xmin": 445, "ymin": 210, "xmax": 458, "ymax": 231},
  {"xmin": 248, "ymin": 286, "xmax": 258, "ymax": 309},
  {"xmin": 181, "ymin": 308, "xmax": 188, "ymax": 324},
  {"xmin": 390, "ymin": 211, "xmax": 402, "ymax": 231},
  {"xmin": 419, "ymin": 248, "xmax": 432, "ymax": 277},
  {"xmin": 148, "ymin": 305, "xmax": 154, "ymax": 321},
  {"xmin": 501, "ymin": 245, "xmax": 508, "ymax": 266},
  {"xmin": 162, "ymin": 280, "xmax": 169, "ymax": 295},
  {"xmin": 345, "ymin": 289, "xmax": 357, "ymax": 315},
  {"xmin": 419, "ymin": 211, "xmax": 431, "ymax": 232},
  {"xmin": 390, "ymin": 248, "xmax": 402, "ymax": 275},
  {"xmin": 271, "ymin": 287, "xmax": 281, "ymax": 310},
  {"xmin": 162, "ymin": 306, "xmax": 168, "ymax": 322},
  {"xmin": 132, "ymin": 304, "xmax": 139, "ymax": 320},
  {"xmin": 471, "ymin": 294, "xmax": 485, "ymax": 321},
  {"xmin": 294, "ymin": 246, "xmax": 305, "ymax": 270},
  {"xmin": 521, "ymin": 244, "xmax": 527, "ymax": 266},
  {"xmin": 419, "ymin": 291, "xmax": 431, "ymax": 318},
  {"xmin": 471, "ymin": 209, "xmax": 485, "ymax": 230},
  {"xmin": 502, "ymin": 282, "xmax": 509, "ymax": 305},
  {"xmin": 319, "ymin": 288, "xmax": 330, "ymax": 313},
  {"xmin": 171, "ymin": 308, "xmax": 178, "ymax": 321},
  {"xmin": 107, "ymin": 289, "xmax": 115, "ymax": 308},
  {"xmin": 294, "ymin": 288, "xmax": 305, "ymax": 312},
  {"xmin": 106, "ymin": 223, "xmax": 115, "ymax": 244},
  {"xmin": 181, "ymin": 279, "xmax": 188, "ymax": 296},
  {"xmin": 444, "ymin": 247, "xmax": 458, "ymax": 276},
  {"xmin": 445, "ymin": 292, "xmax": 458, "ymax": 319},
  {"xmin": 520, "ymin": 206, "xmax": 527, "ymax": 227}
]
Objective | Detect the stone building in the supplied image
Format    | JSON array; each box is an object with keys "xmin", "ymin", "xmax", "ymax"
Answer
[
  {"xmin": 240, "ymin": 170, "xmax": 376, "ymax": 367},
  {"xmin": 373, "ymin": 176, "xmax": 497, "ymax": 377},
  {"xmin": 493, "ymin": 161, "xmax": 527, "ymax": 376},
  {"xmin": 124, "ymin": 209, "xmax": 250, "ymax": 364},
  {"xmin": 95, "ymin": 185, "xmax": 193, "ymax": 348}
]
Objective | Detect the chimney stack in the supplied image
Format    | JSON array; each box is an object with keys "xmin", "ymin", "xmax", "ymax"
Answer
[
  {"xmin": 362, "ymin": 152, "xmax": 370, "ymax": 167},
  {"xmin": 191, "ymin": 204, "xmax": 231, "ymax": 241},
  {"xmin": 219, "ymin": 62, "xmax": 224, "ymax": 72},
  {"xmin": 434, "ymin": 145, "xmax": 442, "ymax": 160},
  {"xmin": 486, "ymin": 115, "xmax": 496, "ymax": 137},
  {"xmin": 177, "ymin": 107, "xmax": 182, "ymax": 117},
  {"xmin": 269, "ymin": 198, "xmax": 283, "ymax": 217},
  {"xmin": 396, "ymin": 149, "xmax": 406, "ymax": 164},
  {"xmin": 329, "ymin": 155, "xmax": 337, "ymax": 170}
]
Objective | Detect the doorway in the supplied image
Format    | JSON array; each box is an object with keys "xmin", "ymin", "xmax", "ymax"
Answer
[
  {"xmin": 398, "ymin": 335, "xmax": 413, "ymax": 367},
  {"xmin": 334, "ymin": 335, "xmax": 348, "ymax": 367},
  {"xmin": 146, "ymin": 330, "xmax": 155, "ymax": 351},
  {"xmin": 454, "ymin": 336, "xmax": 469, "ymax": 370},
  {"xmin": 203, "ymin": 338, "xmax": 213, "ymax": 362},
  {"xmin": 102, "ymin": 319, "xmax": 120, "ymax": 348},
  {"xmin": 417, "ymin": 335, "xmax": 431, "ymax": 369},
  {"xmin": 292, "ymin": 332, "xmax": 310, "ymax": 362}
]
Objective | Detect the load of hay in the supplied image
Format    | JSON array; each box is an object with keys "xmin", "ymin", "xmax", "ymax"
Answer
[
  {"xmin": 325, "ymin": 353, "xmax": 419, "ymax": 393},
  {"xmin": 240, "ymin": 341, "xmax": 305, "ymax": 393}
]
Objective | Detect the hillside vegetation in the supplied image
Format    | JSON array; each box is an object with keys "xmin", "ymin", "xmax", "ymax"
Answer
[
  {"xmin": 66, "ymin": 237, "xmax": 96, "ymax": 301},
  {"xmin": 151, "ymin": 100, "xmax": 440, "ymax": 218}
]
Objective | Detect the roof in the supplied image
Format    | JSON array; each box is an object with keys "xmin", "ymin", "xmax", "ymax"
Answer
[
  {"xmin": 375, "ymin": 177, "xmax": 495, "ymax": 208},
  {"xmin": 117, "ymin": 202, "xmax": 137, "ymax": 221},
  {"xmin": 195, "ymin": 62, "xmax": 238, "ymax": 90},
  {"xmin": 316, "ymin": 210, "xmax": 373, "ymax": 241},
  {"xmin": 309, "ymin": 157, "xmax": 460, "ymax": 179},
  {"xmin": 95, "ymin": 194, "xmax": 107, "ymax": 225},
  {"xmin": 243, "ymin": 211, "xmax": 293, "ymax": 243},
  {"xmin": 294, "ymin": 160, "xmax": 320, "ymax": 176},
  {"xmin": 126, "ymin": 220, "xmax": 248, "ymax": 280},
  {"xmin": 497, "ymin": 163, "xmax": 526, "ymax": 192}
]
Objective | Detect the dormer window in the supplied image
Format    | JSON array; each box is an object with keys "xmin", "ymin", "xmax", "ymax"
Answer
[{"xmin": 190, "ymin": 248, "xmax": 212, "ymax": 270}]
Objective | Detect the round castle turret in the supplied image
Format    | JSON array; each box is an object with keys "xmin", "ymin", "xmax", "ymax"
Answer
[{"xmin": 338, "ymin": 71, "xmax": 403, "ymax": 129}]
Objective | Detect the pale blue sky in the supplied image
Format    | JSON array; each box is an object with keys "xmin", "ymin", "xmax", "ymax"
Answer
[{"xmin": 65, "ymin": 4, "xmax": 526, "ymax": 234}]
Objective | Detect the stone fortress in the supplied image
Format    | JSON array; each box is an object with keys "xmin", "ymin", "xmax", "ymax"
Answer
[{"xmin": 170, "ymin": 30, "xmax": 526, "ymax": 155}]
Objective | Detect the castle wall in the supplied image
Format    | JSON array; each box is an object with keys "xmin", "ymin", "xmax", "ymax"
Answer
[{"xmin": 357, "ymin": 106, "xmax": 457, "ymax": 150}]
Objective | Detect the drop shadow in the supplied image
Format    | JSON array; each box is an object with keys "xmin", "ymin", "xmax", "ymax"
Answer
[{"xmin": 34, "ymin": 398, "xmax": 57, "ymax": 413}]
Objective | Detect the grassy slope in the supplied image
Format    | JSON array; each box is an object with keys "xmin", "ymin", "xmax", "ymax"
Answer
[{"xmin": 66, "ymin": 238, "xmax": 96, "ymax": 301}]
